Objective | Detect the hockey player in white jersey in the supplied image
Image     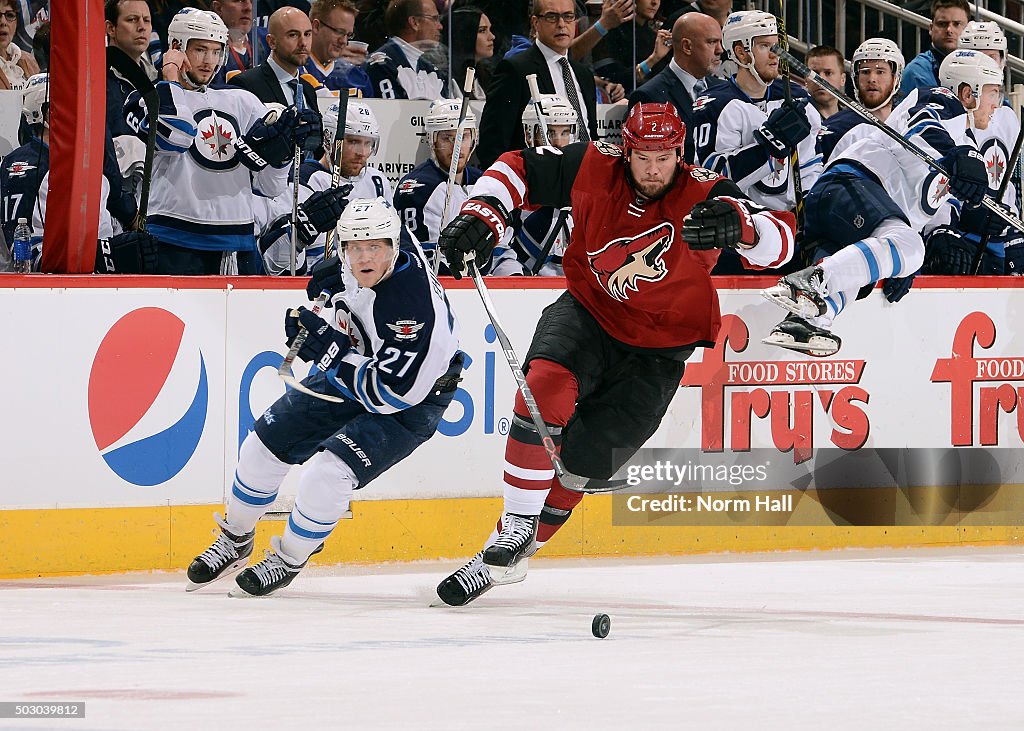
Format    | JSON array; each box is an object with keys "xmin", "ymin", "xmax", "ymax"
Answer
[
  {"xmin": 818, "ymin": 39, "xmax": 904, "ymax": 165},
  {"xmin": 692, "ymin": 10, "xmax": 823, "ymax": 212},
  {"xmin": 256, "ymin": 99, "xmax": 391, "ymax": 274},
  {"xmin": 394, "ymin": 98, "xmax": 484, "ymax": 273},
  {"xmin": 186, "ymin": 198, "xmax": 463, "ymax": 597},
  {"xmin": 125, "ymin": 8, "xmax": 321, "ymax": 274},
  {"xmin": 490, "ymin": 93, "xmax": 580, "ymax": 276},
  {"xmin": 925, "ymin": 21, "xmax": 1022, "ymax": 275},
  {"xmin": 762, "ymin": 49, "xmax": 1006, "ymax": 356}
]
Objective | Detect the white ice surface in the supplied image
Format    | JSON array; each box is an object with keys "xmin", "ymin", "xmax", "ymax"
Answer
[{"xmin": 1, "ymin": 547, "xmax": 1023, "ymax": 730}]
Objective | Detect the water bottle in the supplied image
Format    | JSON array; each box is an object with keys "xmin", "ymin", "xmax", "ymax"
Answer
[{"xmin": 12, "ymin": 218, "xmax": 32, "ymax": 273}]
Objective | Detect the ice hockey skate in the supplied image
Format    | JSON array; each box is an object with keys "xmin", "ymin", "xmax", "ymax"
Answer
[
  {"xmin": 761, "ymin": 265, "xmax": 830, "ymax": 318},
  {"xmin": 434, "ymin": 551, "xmax": 529, "ymax": 607},
  {"xmin": 482, "ymin": 513, "xmax": 538, "ymax": 569},
  {"xmin": 186, "ymin": 513, "xmax": 255, "ymax": 591},
  {"xmin": 229, "ymin": 537, "xmax": 322, "ymax": 598},
  {"xmin": 762, "ymin": 313, "xmax": 841, "ymax": 357}
]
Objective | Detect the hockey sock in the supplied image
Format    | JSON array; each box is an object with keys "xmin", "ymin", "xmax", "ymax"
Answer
[
  {"xmin": 280, "ymin": 450, "xmax": 358, "ymax": 564},
  {"xmin": 226, "ymin": 433, "xmax": 292, "ymax": 533},
  {"xmin": 502, "ymin": 358, "xmax": 578, "ymax": 516},
  {"xmin": 536, "ymin": 480, "xmax": 585, "ymax": 545},
  {"xmin": 820, "ymin": 218, "xmax": 924, "ymax": 294}
]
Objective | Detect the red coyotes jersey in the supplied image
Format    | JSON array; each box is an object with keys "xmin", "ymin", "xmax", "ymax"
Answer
[{"xmin": 472, "ymin": 141, "xmax": 795, "ymax": 351}]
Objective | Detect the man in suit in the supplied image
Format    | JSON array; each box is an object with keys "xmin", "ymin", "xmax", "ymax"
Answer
[
  {"xmin": 230, "ymin": 6, "xmax": 319, "ymax": 112},
  {"xmin": 627, "ymin": 12, "xmax": 723, "ymax": 163},
  {"xmin": 366, "ymin": 0, "xmax": 447, "ymax": 100},
  {"xmin": 477, "ymin": 0, "xmax": 598, "ymax": 168}
]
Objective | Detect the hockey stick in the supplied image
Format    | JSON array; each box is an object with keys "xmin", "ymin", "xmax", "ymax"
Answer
[
  {"xmin": 465, "ymin": 255, "xmax": 628, "ymax": 494},
  {"xmin": 290, "ymin": 79, "xmax": 304, "ymax": 277},
  {"xmin": 277, "ymin": 291, "xmax": 348, "ymax": 403},
  {"xmin": 773, "ymin": 45, "xmax": 1024, "ymax": 234},
  {"xmin": 435, "ymin": 66, "xmax": 476, "ymax": 275},
  {"xmin": 106, "ymin": 45, "xmax": 158, "ymax": 229},
  {"xmin": 525, "ymin": 73, "xmax": 572, "ymax": 275},
  {"xmin": 325, "ymin": 87, "xmax": 350, "ymax": 260},
  {"xmin": 972, "ymin": 121, "xmax": 1024, "ymax": 273},
  {"xmin": 774, "ymin": 1, "xmax": 804, "ymax": 227}
]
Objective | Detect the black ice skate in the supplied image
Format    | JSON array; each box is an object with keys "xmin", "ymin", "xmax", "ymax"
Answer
[
  {"xmin": 435, "ymin": 552, "xmax": 495, "ymax": 606},
  {"xmin": 761, "ymin": 265, "xmax": 829, "ymax": 318},
  {"xmin": 762, "ymin": 313, "xmax": 841, "ymax": 357},
  {"xmin": 186, "ymin": 513, "xmax": 255, "ymax": 591},
  {"xmin": 482, "ymin": 513, "xmax": 538, "ymax": 569},
  {"xmin": 229, "ymin": 537, "xmax": 322, "ymax": 598}
]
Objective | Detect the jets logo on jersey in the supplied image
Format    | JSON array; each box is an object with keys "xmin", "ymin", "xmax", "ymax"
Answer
[
  {"xmin": 931, "ymin": 87, "xmax": 956, "ymax": 99},
  {"xmin": 387, "ymin": 320, "xmax": 425, "ymax": 340},
  {"xmin": 921, "ymin": 169, "xmax": 951, "ymax": 215},
  {"xmin": 397, "ymin": 179, "xmax": 426, "ymax": 195},
  {"xmin": 6, "ymin": 161, "xmax": 35, "ymax": 178},
  {"xmin": 754, "ymin": 156, "xmax": 789, "ymax": 195},
  {"xmin": 980, "ymin": 138, "xmax": 1008, "ymax": 187},
  {"xmin": 692, "ymin": 95, "xmax": 712, "ymax": 112},
  {"xmin": 587, "ymin": 222, "xmax": 674, "ymax": 302},
  {"xmin": 189, "ymin": 109, "xmax": 242, "ymax": 171}
]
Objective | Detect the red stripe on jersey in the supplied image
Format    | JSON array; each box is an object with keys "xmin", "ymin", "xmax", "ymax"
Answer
[{"xmin": 764, "ymin": 210, "xmax": 796, "ymax": 269}]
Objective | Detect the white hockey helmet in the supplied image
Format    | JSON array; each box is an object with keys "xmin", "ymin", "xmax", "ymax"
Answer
[
  {"xmin": 521, "ymin": 93, "xmax": 579, "ymax": 147},
  {"xmin": 852, "ymin": 38, "xmax": 905, "ymax": 111},
  {"xmin": 335, "ymin": 197, "xmax": 402, "ymax": 285},
  {"xmin": 323, "ymin": 100, "xmax": 381, "ymax": 154},
  {"xmin": 168, "ymin": 8, "xmax": 229, "ymax": 83},
  {"xmin": 22, "ymin": 73, "xmax": 49, "ymax": 126},
  {"xmin": 723, "ymin": 11, "xmax": 778, "ymax": 86},
  {"xmin": 958, "ymin": 21, "xmax": 1008, "ymax": 54},
  {"xmin": 425, "ymin": 98, "xmax": 478, "ymax": 165},
  {"xmin": 940, "ymin": 48, "xmax": 1004, "ymax": 100}
]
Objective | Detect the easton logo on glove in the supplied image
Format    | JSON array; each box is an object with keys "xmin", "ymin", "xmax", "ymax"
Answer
[{"xmin": 463, "ymin": 200, "xmax": 507, "ymax": 238}]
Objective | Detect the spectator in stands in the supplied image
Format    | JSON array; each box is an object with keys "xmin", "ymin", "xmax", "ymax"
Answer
[
  {"xmin": 303, "ymin": 0, "xmax": 374, "ymax": 96},
  {"xmin": 367, "ymin": 0, "xmax": 448, "ymax": 99},
  {"xmin": 477, "ymin": 0, "xmax": 599, "ymax": 168},
  {"xmin": 804, "ymin": 45, "xmax": 846, "ymax": 119},
  {"xmin": 461, "ymin": 0, "xmax": 531, "ymax": 62},
  {"xmin": 596, "ymin": 0, "xmax": 672, "ymax": 91},
  {"xmin": 570, "ymin": 0, "xmax": 635, "ymax": 67},
  {"xmin": 900, "ymin": 0, "xmax": 970, "ymax": 101},
  {"xmin": 211, "ymin": 0, "xmax": 259, "ymax": 83},
  {"xmin": 0, "ymin": 0, "xmax": 39, "ymax": 89},
  {"xmin": 231, "ymin": 7, "xmax": 321, "ymax": 113},
  {"xmin": 627, "ymin": 12, "xmax": 722, "ymax": 163},
  {"xmin": 9, "ymin": 0, "xmax": 45, "ymax": 54},
  {"xmin": 105, "ymin": 0, "xmax": 157, "ymax": 81},
  {"xmin": 445, "ymin": 5, "xmax": 495, "ymax": 99},
  {"xmin": 30, "ymin": 17, "xmax": 44, "ymax": 71},
  {"xmin": 666, "ymin": 0, "xmax": 732, "ymax": 29}
]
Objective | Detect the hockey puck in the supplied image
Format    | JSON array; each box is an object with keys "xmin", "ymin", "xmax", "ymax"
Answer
[{"xmin": 592, "ymin": 613, "xmax": 611, "ymax": 638}]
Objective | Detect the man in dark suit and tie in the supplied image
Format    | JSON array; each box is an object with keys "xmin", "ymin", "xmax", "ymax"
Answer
[
  {"xmin": 230, "ymin": 7, "xmax": 321, "ymax": 113},
  {"xmin": 477, "ymin": 0, "xmax": 599, "ymax": 168},
  {"xmin": 627, "ymin": 12, "xmax": 723, "ymax": 163}
]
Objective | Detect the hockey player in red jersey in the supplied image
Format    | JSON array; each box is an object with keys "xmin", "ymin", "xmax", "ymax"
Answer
[{"xmin": 434, "ymin": 102, "xmax": 796, "ymax": 606}]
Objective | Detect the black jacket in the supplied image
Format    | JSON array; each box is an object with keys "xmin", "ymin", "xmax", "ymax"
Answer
[{"xmin": 230, "ymin": 60, "xmax": 320, "ymax": 110}]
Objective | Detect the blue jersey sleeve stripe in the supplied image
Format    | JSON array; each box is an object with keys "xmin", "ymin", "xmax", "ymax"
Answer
[
  {"xmin": 853, "ymin": 240, "xmax": 880, "ymax": 282},
  {"xmin": 886, "ymin": 237, "xmax": 904, "ymax": 277}
]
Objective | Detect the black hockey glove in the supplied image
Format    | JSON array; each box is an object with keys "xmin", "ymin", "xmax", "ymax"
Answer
[
  {"xmin": 294, "ymin": 108, "xmax": 324, "ymax": 154},
  {"xmin": 1006, "ymin": 237, "xmax": 1024, "ymax": 275},
  {"xmin": 753, "ymin": 98, "xmax": 812, "ymax": 158},
  {"xmin": 284, "ymin": 307, "xmax": 351, "ymax": 372},
  {"xmin": 957, "ymin": 199, "xmax": 1010, "ymax": 237},
  {"xmin": 939, "ymin": 146, "xmax": 989, "ymax": 208},
  {"xmin": 440, "ymin": 196, "xmax": 509, "ymax": 279},
  {"xmin": 882, "ymin": 272, "xmax": 916, "ymax": 303},
  {"xmin": 95, "ymin": 230, "xmax": 160, "ymax": 274},
  {"xmin": 235, "ymin": 106, "xmax": 299, "ymax": 171},
  {"xmin": 924, "ymin": 226, "xmax": 974, "ymax": 275},
  {"xmin": 296, "ymin": 185, "xmax": 353, "ymax": 248},
  {"xmin": 306, "ymin": 254, "xmax": 344, "ymax": 300},
  {"xmin": 682, "ymin": 196, "xmax": 760, "ymax": 250}
]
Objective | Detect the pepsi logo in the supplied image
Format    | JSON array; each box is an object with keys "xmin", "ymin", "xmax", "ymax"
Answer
[{"xmin": 88, "ymin": 308, "xmax": 209, "ymax": 486}]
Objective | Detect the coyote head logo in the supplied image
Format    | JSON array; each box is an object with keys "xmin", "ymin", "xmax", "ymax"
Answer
[{"xmin": 587, "ymin": 222, "xmax": 674, "ymax": 301}]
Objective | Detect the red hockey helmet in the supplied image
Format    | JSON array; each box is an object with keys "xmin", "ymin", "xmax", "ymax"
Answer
[{"xmin": 621, "ymin": 102, "xmax": 686, "ymax": 157}]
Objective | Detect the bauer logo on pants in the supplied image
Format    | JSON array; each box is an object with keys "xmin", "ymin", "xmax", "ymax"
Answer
[{"xmin": 88, "ymin": 308, "xmax": 209, "ymax": 486}]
